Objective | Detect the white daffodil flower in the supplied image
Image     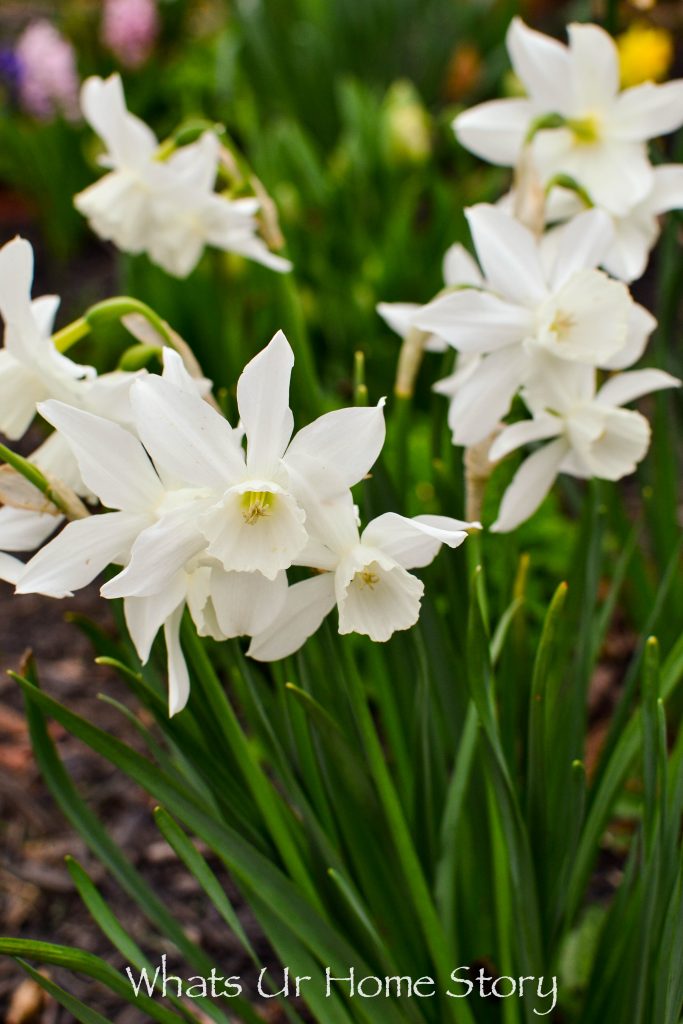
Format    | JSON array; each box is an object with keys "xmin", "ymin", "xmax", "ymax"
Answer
[
  {"xmin": 0, "ymin": 237, "xmax": 95, "ymax": 440},
  {"xmin": 17, "ymin": 347, "xmax": 229, "ymax": 603},
  {"xmin": 75, "ymin": 74, "xmax": 291, "ymax": 278},
  {"xmin": 13, "ymin": 390, "xmax": 216, "ymax": 717},
  {"xmin": 248, "ymin": 496, "xmax": 477, "ymax": 660},
  {"xmin": 543, "ymin": 165, "xmax": 683, "ymax": 283},
  {"xmin": 13, "ymin": 387, "xmax": 288, "ymax": 716},
  {"xmin": 378, "ymin": 243, "xmax": 484, "ymax": 439},
  {"xmin": 377, "ymin": 242, "xmax": 484, "ymax": 352},
  {"xmin": 119, "ymin": 332, "xmax": 386, "ymax": 581},
  {"xmin": 415, "ymin": 204, "xmax": 653, "ymax": 446},
  {"xmin": 0, "ymin": 506, "xmax": 62, "ymax": 585},
  {"xmin": 74, "ymin": 74, "xmax": 167, "ymax": 255},
  {"xmin": 16, "ymin": 336, "xmax": 387, "ymax": 710},
  {"xmin": 122, "ymin": 560, "xmax": 288, "ymax": 715},
  {"xmin": 148, "ymin": 143, "xmax": 292, "ymax": 277},
  {"xmin": 0, "ymin": 235, "xmax": 142, "ymax": 496},
  {"xmin": 15, "ymin": 403, "xmax": 172, "ymax": 599},
  {"xmin": 489, "ymin": 364, "xmax": 681, "ymax": 532},
  {"xmin": 455, "ymin": 18, "xmax": 683, "ymax": 216}
]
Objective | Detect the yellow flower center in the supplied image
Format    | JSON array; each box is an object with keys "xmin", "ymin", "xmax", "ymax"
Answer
[
  {"xmin": 550, "ymin": 310, "xmax": 576, "ymax": 340},
  {"xmin": 567, "ymin": 116, "xmax": 600, "ymax": 145},
  {"xmin": 357, "ymin": 569, "xmax": 380, "ymax": 589},
  {"xmin": 241, "ymin": 490, "xmax": 274, "ymax": 525}
]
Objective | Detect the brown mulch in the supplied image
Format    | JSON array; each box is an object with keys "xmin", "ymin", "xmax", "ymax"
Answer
[{"xmin": 0, "ymin": 582, "xmax": 279, "ymax": 1024}]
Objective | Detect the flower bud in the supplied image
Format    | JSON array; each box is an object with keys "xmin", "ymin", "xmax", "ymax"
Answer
[{"xmin": 383, "ymin": 80, "xmax": 432, "ymax": 166}]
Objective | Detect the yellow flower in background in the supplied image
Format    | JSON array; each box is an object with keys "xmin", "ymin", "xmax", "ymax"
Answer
[{"xmin": 617, "ymin": 22, "xmax": 674, "ymax": 88}]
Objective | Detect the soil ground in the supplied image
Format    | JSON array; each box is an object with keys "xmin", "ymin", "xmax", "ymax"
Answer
[{"xmin": 0, "ymin": 582, "xmax": 279, "ymax": 1024}]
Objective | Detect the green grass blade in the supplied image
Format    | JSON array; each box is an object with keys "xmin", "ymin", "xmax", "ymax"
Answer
[
  {"xmin": 0, "ymin": 940, "xmax": 185, "ymax": 1024},
  {"xmin": 65, "ymin": 857, "xmax": 241, "ymax": 1024},
  {"xmin": 14, "ymin": 673, "xmax": 408, "ymax": 1024},
  {"xmin": 14, "ymin": 959, "xmax": 114, "ymax": 1024},
  {"xmin": 21, "ymin": 665, "xmax": 217, "ymax": 975},
  {"xmin": 435, "ymin": 702, "xmax": 478, "ymax": 946},
  {"xmin": 153, "ymin": 808, "xmax": 256, "ymax": 960}
]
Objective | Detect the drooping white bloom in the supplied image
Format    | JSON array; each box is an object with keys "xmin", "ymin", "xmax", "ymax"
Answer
[
  {"xmin": 415, "ymin": 204, "xmax": 654, "ymax": 446},
  {"xmin": 0, "ymin": 235, "xmax": 141, "ymax": 494},
  {"xmin": 0, "ymin": 506, "xmax": 62, "ymax": 585},
  {"xmin": 542, "ymin": 165, "xmax": 683, "ymax": 283},
  {"xmin": 489, "ymin": 362, "xmax": 680, "ymax": 532},
  {"xmin": 75, "ymin": 75, "xmax": 164, "ymax": 254},
  {"xmin": 12, "ymin": 387, "xmax": 245, "ymax": 716},
  {"xmin": 377, "ymin": 242, "xmax": 484, "ymax": 352},
  {"xmin": 248, "ymin": 495, "xmax": 477, "ymax": 660},
  {"xmin": 122, "ymin": 561, "xmax": 288, "ymax": 715},
  {"xmin": 147, "ymin": 152, "xmax": 291, "ymax": 277},
  {"xmin": 377, "ymin": 242, "xmax": 483, "ymax": 441},
  {"xmin": 75, "ymin": 74, "xmax": 291, "ymax": 277},
  {"xmin": 455, "ymin": 18, "xmax": 683, "ymax": 216},
  {"xmin": 16, "ymin": 402, "xmax": 170, "ymax": 599},
  {"xmin": 0, "ymin": 237, "xmax": 94, "ymax": 440}
]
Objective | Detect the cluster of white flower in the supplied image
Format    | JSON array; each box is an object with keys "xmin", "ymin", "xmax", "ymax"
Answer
[
  {"xmin": 0, "ymin": 238, "xmax": 475, "ymax": 713},
  {"xmin": 379, "ymin": 19, "xmax": 681, "ymax": 532},
  {"xmin": 458, "ymin": 18, "xmax": 683, "ymax": 281},
  {"xmin": 0, "ymin": 236, "xmax": 143, "ymax": 582},
  {"xmin": 75, "ymin": 74, "xmax": 291, "ymax": 278},
  {"xmin": 2, "ymin": 15, "xmax": 681, "ymax": 712}
]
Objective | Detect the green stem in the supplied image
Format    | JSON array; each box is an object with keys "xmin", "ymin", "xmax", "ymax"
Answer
[
  {"xmin": 85, "ymin": 296, "xmax": 173, "ymax": 346},
  {"xmin": 545, "ymin": 173, "xmax": 593, "ymax": 209},
  {"xmin": 173, "ymin": 119, "xmax": 226, "ymax": 148},
  {"xmin": 487, "ymin": 780, "xmax": 522, "ymax": 1024},
  {"xmin": 52, "ymin": 298, "xmax": 173, "ymax": 355},
  {"xmin": 353, "ymin": 350, "xmax": 368, "ymax": 406},
  {"xmin": 52, "ymin": 317, "xmax": 90, "ymax": 353},
  {"xmin": 524, "ymin": 112, "xmax": 566, "ymax": 144},
  {"xmin": 0, "ymin": 441, "xmax": 88, "ymax": 519},
  {"xmin": 391, "ymin": 393, "xmax": 412, "ymax": 498}
]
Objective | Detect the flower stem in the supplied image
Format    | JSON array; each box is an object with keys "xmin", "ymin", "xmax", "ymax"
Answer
[
  {"xmin": 524, "ymin": 112, "xmax": 566, "ymax": 144},
  {"xmin": 52, "ymin": 317, "xmax": 90, "ymax": 354},
  {"xmin": 0, "ymin": 441, "xmax": 88, "ymax": 519},
  {"xmin": 391, "ymin": 393, "xmax": 412, "ymax": 498},
  {"xmin": 545, "ymin": 173, "xmax": 593, "ymax": 209},
  {"xmin": 84, "ymin": 296, "xmax": 173, "ymax": 345},
  {"xmin": 353, "ymin": 350, "xmax": 368, "ymax": 406}
]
